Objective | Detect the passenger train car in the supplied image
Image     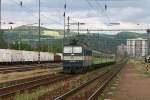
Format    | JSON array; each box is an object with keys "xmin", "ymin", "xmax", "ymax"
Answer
[{"xmin": 63, "ymin": 44, "xmax": 116, "ymax": 73}]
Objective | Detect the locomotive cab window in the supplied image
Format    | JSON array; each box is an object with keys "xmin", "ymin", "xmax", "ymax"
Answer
[
  {"xmin": 73, "ymin": 47, "xmax": 82, "ymax": 53},
  {"xmin": 64, "ymin": 47, "xmax": 73, "ymax": 53}
]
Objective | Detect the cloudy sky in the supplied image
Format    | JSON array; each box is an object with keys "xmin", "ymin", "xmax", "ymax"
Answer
[{"xmin": 2, "ymin": 0, "xmax": 150, "ymax": 31}]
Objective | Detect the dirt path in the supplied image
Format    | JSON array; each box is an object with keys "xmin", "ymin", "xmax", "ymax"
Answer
[{"xmin": 111, "ymin": 63, "xmax": 150, "ymax": 100}]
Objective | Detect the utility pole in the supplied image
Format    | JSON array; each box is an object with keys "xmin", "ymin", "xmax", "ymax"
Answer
[
  {"xmin": 87, "ymin": 29, "xmax": 89, "ymax": 44},
  {"xmin": 18, "ymin": 33, "xmax": 21, "ymax": 50},
  {"xmin": 77, "ymin": 22, "xmax": 85, "ymax": 36},
  {"xmin": 147, "ymin": 29, "xmax": 150, "ymax": 55},
  {"xmin": 38, "ymin": 0, "xmax": 41, "ymax": 64},
  {"xmin": 63, "ymin": 3, "xmax": 66, "ymax": 62},
  {"xmin": 48, "ymin": 39, "xmax": 49, "ymax": 52},
  {"xmin": 78, "ymin": 22, "xmax": 79, "ymax": 36},
  {"xmin": 67, "ymin": 16, "xmax": 70, "ymax": 33},
  {"xmin": 63, "ymin": 3, "xmax": 66, "ymax": 39},
  {"xmin": 0, "ymin": 0, "xmax": 1, "ymax": 31}
]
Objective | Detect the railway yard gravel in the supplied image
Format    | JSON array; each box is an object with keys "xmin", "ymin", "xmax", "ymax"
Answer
[
  {"xmin": 38, "ymin": 65, "xmax": 115, "ymax": 100},
  {"xmin": 106, "ymin": 60, "xmax": 150, "ymax": 100},
  {"xmin": 0, "ymin": 62, "xmax": 123, "ymax": 100},
  {"xmin": 0, "ymin": 65, "xmax": 113, "ymax": 100},
  {"xmin": 0, "ymin": 65, "xmax": 62, "ymax": 83}
]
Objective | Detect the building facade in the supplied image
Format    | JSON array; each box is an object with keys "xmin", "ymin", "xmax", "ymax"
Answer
[
  {"xmin": 117, "ymin": 44, "xmax": 127, "ymax": 57},
  {"xmin": 127, "ymin": 38, "xmax": 148, "ymax": 57}
]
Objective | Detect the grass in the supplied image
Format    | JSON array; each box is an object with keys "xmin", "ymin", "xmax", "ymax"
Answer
[
  {"xmin": 0, "ymin": 83, "xmax": 11, "ymax": 88},
  {"xmin": 0, "ymin": 69, "xmax": 52, "ymax": 89},
  {"xmin": 14, "ymin": 87, "xmax": 50, "ymax": 100},
  {"xmin": 129, "ymin": 59, "xmax": 144, "ymax": 65},
  {"xmin": 144, "ymin": 72, "xmax": 150, "ymax": 77},
  {"xmin": 98, "ymin": 96, "xmax": 104, "ymax": 100},
  {"xmin": 43, "ymin": 30, "xmax": 61, "ymax": 37},
  {"xmin": 11, "ymin": 66, "xmax": 113, "ymax": 100}
]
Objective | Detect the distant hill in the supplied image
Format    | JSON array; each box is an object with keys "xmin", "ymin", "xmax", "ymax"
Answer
[
  {"xmin": 13, "ymin": 25, "xmax": 63, "ymax": 36},
  {"xmin": 14, "ymin": 25, "xmax": 48, "ymax": 30},
  {"xmin": 116, "ymin": 32, "xmax": 145, "ymax": 39},
  {"xmin": 3, "ymin": 26, "xmax": 64, "ymax": 42},
  {"xmin": 114, "ymin": 32, "xmax": 146, "ymax": 44},
  {"xmin": 75, "ymin": 32, "xmax": 147, "ymax": 54},
  {"xmin": 1, "ymin": 25, "xmax": 148, "ymax": 53}
]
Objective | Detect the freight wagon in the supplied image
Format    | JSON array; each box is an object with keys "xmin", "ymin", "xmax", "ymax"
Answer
[{"xmin": 0, "ymin": 49, "xmax": 60, "ymax": 65}]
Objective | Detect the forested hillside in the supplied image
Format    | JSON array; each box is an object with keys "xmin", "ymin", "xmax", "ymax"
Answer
[{"xmin": 0, "ymin": 26, "xmax": 147, "ymax": 53}]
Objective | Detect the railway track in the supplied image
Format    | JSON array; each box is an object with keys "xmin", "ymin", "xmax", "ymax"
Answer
[
  {"xmin": 55, "ymin": 61, "xmax": 126, "ymax": 100},
  {"xmin": 0, "ymin": 73, "xmax": 72, "ymax": 97},
  {"xmin": 0, "ymin": 63, "xmax": 62, "ymax": 73},
  {"xmin": 0, "ymin": 73, "xmax": 60, "ymax": 88}
]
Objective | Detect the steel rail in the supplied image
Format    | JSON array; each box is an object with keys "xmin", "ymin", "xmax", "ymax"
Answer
[
  {"xmin": 55, "ymin": 61, "xmax": 126, "ymax": 100},
  {"xmin": 87, "ymin": 62, "xmax": 126, "ymax": 100},
  {"xmin": 0, "ymin": 74, "xmax": 72, "ymax": 97}
]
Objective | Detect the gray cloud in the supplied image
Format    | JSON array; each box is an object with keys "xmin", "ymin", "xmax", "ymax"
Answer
[{"xmin": 2, "ymin": 0, "xmax": 150, "ymax": 29}]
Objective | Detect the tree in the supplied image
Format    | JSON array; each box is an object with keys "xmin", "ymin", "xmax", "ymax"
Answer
[
  {"xmin": 9, "ymin": 41, "xmax": 33, "ymax": 51},
  {"xmin": 0, "ymin": 31, "xmax": 7, "ymax": 49}
]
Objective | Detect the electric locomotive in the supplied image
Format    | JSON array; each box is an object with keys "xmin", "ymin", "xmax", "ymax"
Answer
[
  {"xmin": 63, "ymin": 39, "xmax": 116, "ymax": 74},
  {"xmin": 63, "ymin": 39, "xmax": 92, "ymax": 73}
]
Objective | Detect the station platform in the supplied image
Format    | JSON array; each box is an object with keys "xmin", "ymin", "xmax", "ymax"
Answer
[{"xmin": 110, "ymin": 61, "xmax": 150, "ymax": 100}]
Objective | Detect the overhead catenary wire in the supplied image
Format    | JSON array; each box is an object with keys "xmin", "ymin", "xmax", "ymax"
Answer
[
  {"xmin": 86, "ymin": 0, "xmax": 111, "ymax": 26},
  {"xmin": 85, "ymin": 0, "xmax": 107, "ymax": 29},
  {"xmin": 10, "ymin": 0, "xmax": 63, "ymax": 25},
  {"xmin": 94, "ymin": 0, "xmax": 111, "ymax": 22}
]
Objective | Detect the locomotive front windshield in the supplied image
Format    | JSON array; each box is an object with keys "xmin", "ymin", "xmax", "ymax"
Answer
[
  {"xmin": 73, "ymin": 47, "xmax": 82, "ymax": 53},
  {"xmin": 64, "ymin": 46, "xmax": 82, "ymax": 53},
  {"xmin": 64, "ymin": 47, "xmax": 72, "ymax": 53}
]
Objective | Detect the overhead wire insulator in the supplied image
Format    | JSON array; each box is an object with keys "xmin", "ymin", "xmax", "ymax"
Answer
[
  {"xmin": 105, "ymin": 4, "xmax": 107, "ymax": 11},
  {"xmin": 64, "ymin": 3, "xmax": 67, "ymax": 10},
  {"xmin": 20, "ymin": 1, "xmax": 23, "ymax": 7}
]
